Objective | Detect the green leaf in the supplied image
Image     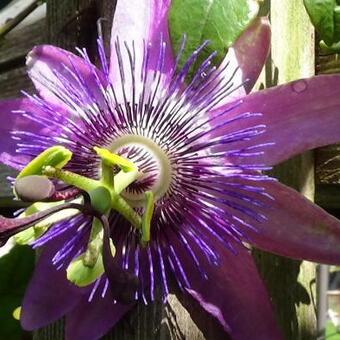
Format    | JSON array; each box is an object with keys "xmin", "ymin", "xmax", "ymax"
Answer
[
  {"xmin": 303, "ymin": 0, "xmax": 335, "ymax": 45},
  {"xmin": 169, "ymin": 0, "xmax": 260, "ymax": 76},
  {"xmin": 334, "ymin": 6, "xmax": 340, "ymax": 41},
  {"xmin": 0, "ymin": 245, "xmax": 34, "ymax": 339},
  {"xmin": 320, "ymin": 39, "xmax": 340, "ymax": 52}
]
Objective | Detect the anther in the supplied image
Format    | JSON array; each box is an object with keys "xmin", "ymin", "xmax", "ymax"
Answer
[{"xmin": 15, "ymin": 175, "xmax": 56, "ymax": 202}]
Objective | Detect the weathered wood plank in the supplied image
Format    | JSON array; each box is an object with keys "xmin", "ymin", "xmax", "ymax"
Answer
[
  {"xmin": 31, "ymin": 0, "xmax": 319, "ymax": 339},
  {"xmin": 0, "ymin": 163, "xmax": 16, "ymax": 198},
  {"xmin": 0, "ymin": 6, "xmax": 47, "ymax": 201},
  {"xmin": 0, "ymin": 18, "xmax": 46, "ymax": 66},
  {"xmin": 316, "ymin": 51, "xmax": 340, "ymax": 75},
  {"xmin": 0, "ymin": 0, "xmax": 45, "ymax": 29},
  {"xmin": 253, "ymin": 1, "xmax": 317, "ymax": 339},
  {"xmin": 315, "ymin": 144, "xmax": 340, "ymax": 184},
  {"xmin": 314, "ymin": 45, "xmax": 340, "ymax": 191},
  {"xmin": 316, "ymin": 184, "xmax": 340, "ymax": 211},
  {"xmin": 46, "ymin": 0, "xmax": 98, "ymax": 52},
  {"xmin": 0, "ymin": 66, "xmax": 33, "ymax": 98}
]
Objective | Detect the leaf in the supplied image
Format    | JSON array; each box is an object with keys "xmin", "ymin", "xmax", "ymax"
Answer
[
  {"xmin": 334, "ymin": 6, "xmax": 340, "ymax": 41},
  {"xmin": 0, "ymin": 245, "xmax": 34, "ymax": 339},
  {"xmin": 303, "ymin": 0, "xmax": 335, "ymax": 45},
  {"xmin": 168, "ymin": 0, "xmax": 260, "ymax": 76}
]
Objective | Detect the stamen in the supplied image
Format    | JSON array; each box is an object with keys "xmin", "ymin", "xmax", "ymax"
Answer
[
  {"xmin": 15, "ymin": 175, "xmax": 55, "ymax": 202},
  {"xmin": 17, "ymin": 145, "xmax": 72, "ymax": 179},
  {"xmin": 140, "ymin": 191, "xmax": 154, "ymax": 246},
  {"xmin": 8, "ymin": 35, "xmax": 277, "ymax": 305}
]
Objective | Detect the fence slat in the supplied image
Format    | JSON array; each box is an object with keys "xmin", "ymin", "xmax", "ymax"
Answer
[{"xmin": 253, "ymin": 1, "xmax": 317, "ymax": 339}]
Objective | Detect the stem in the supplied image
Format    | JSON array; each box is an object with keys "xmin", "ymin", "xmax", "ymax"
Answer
[
  {"xmin": 43, "ymin": 166, "xmax": 99, "ymax": 192},
  {"xmin": 114, "ymin": 169, "xmax": 139, "ymax": 194},
  {"xmin": 0, "ymin": 201, "xmax": 87, "ymax": 245},
  {"xmin": 44, "ymin": 166, "xmax": 142, "ymax": 229},
  {"xmin": 111, "ymin": 191, "xmax": 142, "ymax": 229},
  {"xmin": 100, "ymin": 161, "xmax": 114, "ymax": 188}
]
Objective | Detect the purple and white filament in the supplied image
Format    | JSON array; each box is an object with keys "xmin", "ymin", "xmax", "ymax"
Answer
[{"xmin": 11, "ymin": 34, "xmax": 275, "ymax": 303}]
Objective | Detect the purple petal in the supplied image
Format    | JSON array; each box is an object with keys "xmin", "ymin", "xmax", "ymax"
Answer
[
  {"xmin": 210, "ymin": 17, "xmax": 271, "ymax": 106},
  {"xmin": 187, "ymin": 241, "xmax": 283, "ymax": 340},
  {"xmin": 232, "ymin": 179, "xmax": 340, "ymax": 265},
  {"xmin": 27, "ymin": 45, "xmax": 107, "ymax": 107},
  {"xmin": 0, "ymin": 98, "xmax": 56, "ymax": 169},
  {"xmin": 233, "ymin": 17, "xmax": 271, "ymax": 94},
  {"xmin": 109, "ymin": 0, "xmax": 174, "ymax": 84},
  {"xmin": 161, "ymin": 224, "xmax": 282, "ymax": 339},
  {"xmin": 21, "ymin": 232, "xmax": 85, "ymax": 330},
  {"xmin": 65, "ymin": 290, "xmax": 133, "ymax": 340},
  {"xmin": 211, "ymin": 75, "xmax": 340, "ymax": 166}
]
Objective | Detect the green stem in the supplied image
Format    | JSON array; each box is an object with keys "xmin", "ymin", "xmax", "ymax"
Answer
[
  {"xmin": 100, "ymin": 162, "xmax": 114, "ymax": 188},
  {"xmin": 42, "ymin": 166, "xmax": 99, "ymax": 192},
  {"xmin": 44, "ymin": 166, "xmax": 142, "ymax": 229},
  {"xmin": 111, "ymin": 191, "xmax": 142, "ymax": 229}
]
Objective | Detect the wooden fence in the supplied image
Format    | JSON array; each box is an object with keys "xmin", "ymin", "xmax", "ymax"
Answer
[{"xmin": 1, "ymin": 0, "xmax": 338, "ymax": 338}]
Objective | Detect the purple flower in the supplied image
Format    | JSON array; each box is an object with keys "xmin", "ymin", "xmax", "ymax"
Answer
[{"xmin": 2, "ymin": 1, "xmax": 340, "ymax": 339}]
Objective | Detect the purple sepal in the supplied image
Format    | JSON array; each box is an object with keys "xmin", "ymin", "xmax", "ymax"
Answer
[
  {"xmin": 230, "ymin": 179, "xmax": 340, "ymax": 264},
  {"xmin": 186, "ymin": 240, "xmax": 283, "ymax": 340},
  {"xmin": 21, "ymin": 231, "xmax": 87, "ymax": 330},
  {"xmin": 211, "ymin": 74, "xmax": 340, "ymax": 166},
  {"xmin": 65, "ymin": 289, "xmax": 133, "ymax": 340}
]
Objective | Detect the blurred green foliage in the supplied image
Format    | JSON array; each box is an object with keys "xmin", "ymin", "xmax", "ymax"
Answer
[
  {"xmin": 0, "ymin": 245, "xmax": 34, "ymax": 340},
  {"xmin": 168, "ymin": 0, "xmax": 260, "ymax": 78}
]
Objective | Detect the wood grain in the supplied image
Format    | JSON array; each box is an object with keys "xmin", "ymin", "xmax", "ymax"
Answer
[
  {"xmin": 0, "ymin": 12, "xmax": 46, "ymax": 201},
  {"xmin": 0, "ymin": 66, "xmax": 33, "ymax": 98},
  {"xmin": 253, "ymin": 1, "xmax": 317, "ymax": 339},
  {"xmin": 0, "ymin": 18, "xmax": 45, "ymax": 67},
  {"xmin": 9, "ymin": 0, "xmax": 319, "ymax": 339},
  {"xmin": 314, "ymin": 46, "xmax": 340, "ymax": 190}
]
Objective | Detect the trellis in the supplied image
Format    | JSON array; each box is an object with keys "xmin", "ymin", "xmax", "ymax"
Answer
[{"xmin": 1, "ymin": 0, "xmax": 338, "ymax": 338}]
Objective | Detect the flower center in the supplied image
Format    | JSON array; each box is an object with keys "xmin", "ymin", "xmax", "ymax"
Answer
[{"xmin": 107, "ymin": 135, "xmax": 171, "ymax": 206}]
